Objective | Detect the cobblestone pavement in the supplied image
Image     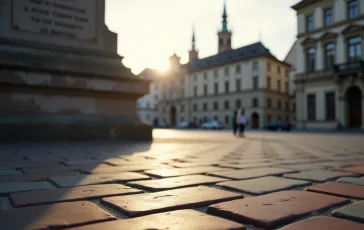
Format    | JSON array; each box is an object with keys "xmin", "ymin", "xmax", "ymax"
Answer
[{"xmin": 0, "ymin": 130, "xmax": 364, "ymax": 229}]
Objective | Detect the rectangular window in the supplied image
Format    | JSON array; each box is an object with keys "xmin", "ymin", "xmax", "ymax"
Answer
[
  {"xmin": 252, "ymin": 61, "xmax": 259, "ymax": 71},
  {"xmin": 325, "ymin": 92, "xmax": 336, "ymax": 120},
  {"xmin": 285, "ymin": 82, "xmax": 289, "ymax": 93},
  {"xmin": 214, "ymin": 83, "xmax": 219, "ymax": 94},
  {"xmin": 214, "ymin": 70, "xmax": 218, "ymax": 78},
  {"xmin": 194, "ymin": 86, "xmax": 198, "ymax": 97},
  {"xmin": 194, "ymin": 74, "xmax": 197, "ymax": 81},
  {"xmin": 277, "ymin": 80, "xmax": 281, "ymax": 92},
  {"xmin": 348, "ymin": 36, "xmax": 361, "ymax": 62},
  {"xmin": 267, "ymin": 77, "xmax": 271, "ymax": 89},
  {"xmin": 267, "ymin": 62, "xmax": 271, "ymax": 71},
  {"xmin": 253, "ymin": 76, "xmax": 259, "ymax": 90},
  {"xmin": 325, "ymin": 43, "xmax": 335, "ymax": 69},
  {"xmin": 277, "ymin": 66, "xmax": 281, "ymax": 74},
  {"xmin": 306, "ymin": 47, "xmax": 316, "ymax": 73},
  {"xmin": 267, "ymin": 98, "xmax": 271, "ymax": 108},
  {"xmin": 324, "ymin": 8, "xmax": 333, "ymax": 27},
  {"xmin": 225, "ymin": 81, "xmax": 229, "ymax": 93},
  {"xmin": 225, "ymin": 115, "xmax": 229, "ymax": 125},
  {"xmin": 348, "ymin": 0, "xmax": 358, "ymax": 19},
  {"xmin": 203, "ymin": 103, "xmax": 207, "ymax": 111},
  {"xmin": 236, "ymin": 99, "xmax": 241, "ymax": 109},
  {"xmin": 277, "ymin": 100, "xmax": 282, "ymax": 109},
  {"xmin": 306, "ymin": 15, "xmax": 313, "ymax": 32},
  {"xmin": 181, "ymin": 105, "xmax": 185, "ymax": 112},
  {"xmin": 204, "ymin": 72, "xmax": 208, "ymax": 79},
  {"xmin": 307, "ymin": 94, "xmax": 316, "ymax": 121},
  {"xmin": 193, "ymin": 104, "xmax": 197, "ymax": 112},
  {"xmin": 252, "ymin": 98, "xmax": 258, "ymax": 107},
  {"xmin": 204, "ymin": 85, "xmax": 208, "ymax": 96},
  {"xmin": 214, "ymin": 102, "xmax": 219, "ymax": 110},
  {"xmin": 224, "ymin": 67, "xmax": 229, "ymax": 76},
  {"xmin": 224, "ymin": 100, "xmax": 229, "ymax": 109},
  {"xmin": 236, "ymin": 65, "xmax": 241, "ymax": 74},
  {"xmin": 285, "ymin": 102, "xmax": 289, "ymax": 111},
  {"xmin": 236, "ymin": 79, "xmax": 241, "ymax": 91},
  {"xmin": 293, "ymin": 102, "xmax": 296, "ymax": 112}
]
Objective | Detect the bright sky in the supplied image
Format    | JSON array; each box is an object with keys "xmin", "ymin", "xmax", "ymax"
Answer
[{"xmin": 105, "ymin": 0, "xmax": 300, "ymax": 75}]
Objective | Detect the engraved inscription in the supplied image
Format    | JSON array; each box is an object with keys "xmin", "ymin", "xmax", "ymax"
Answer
[{"xmin": 12, "ymin": 0, "xmax": 97, "ymax": 40}]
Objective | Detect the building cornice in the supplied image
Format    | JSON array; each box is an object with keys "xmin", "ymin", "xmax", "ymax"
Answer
[
  {"xmin": 292, "ymin": 0, "xmax": 319, "ymax": 11},
  {"xmin": 297, "ymin": 14, "xmax": 364, "ymax": 39}
]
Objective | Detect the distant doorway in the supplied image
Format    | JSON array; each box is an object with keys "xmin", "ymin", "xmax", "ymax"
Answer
[
  {"xmin": 251, "ymin": 112, "xmax": 260, "ymax": 129},
  {"xmin": 346, "ymin": 87, "xmax": 362, "ymax": 128},
  {"xmin": 170, "ymin": 106, "xmax": 177, "ymax": 127}
]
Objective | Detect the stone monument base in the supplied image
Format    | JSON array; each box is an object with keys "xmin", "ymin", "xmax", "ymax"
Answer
[{"xmin": 0, "ymin": 114, "xmax": 152, "ymax": 141}]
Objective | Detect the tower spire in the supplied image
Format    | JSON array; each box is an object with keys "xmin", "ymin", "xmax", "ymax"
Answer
[
  {"xmin": 191, "ymin": 25, "xmax": 196, "ymax": 51},
  {"xmin": 221, "ymin": 1, "xmax": 228, "ymax": 33}
]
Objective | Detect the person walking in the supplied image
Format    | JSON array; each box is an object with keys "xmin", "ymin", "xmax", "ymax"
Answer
[
  {"xmin": 237, "ymin": 108, "xmax": 247, "ymax": 137},
  {"xmin": 232, "ymin": 110, "xmax": 238, "ymax": 136}
]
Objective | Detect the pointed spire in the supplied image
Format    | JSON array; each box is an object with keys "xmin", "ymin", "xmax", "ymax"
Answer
[
  {"xmin": 191, "ymin": 25, "xmax": 196, "ymax": 51},
  {"xmin": 221, "ymin": 0, "xmax": 228, "ymax": 33}
]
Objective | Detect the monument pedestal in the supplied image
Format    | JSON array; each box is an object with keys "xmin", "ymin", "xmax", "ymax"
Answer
[{"xmin": 0, "ymin": 0, "xmax": 152, "ymax": 141}]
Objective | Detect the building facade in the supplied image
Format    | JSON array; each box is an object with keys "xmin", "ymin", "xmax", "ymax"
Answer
[
  {"xmin": 285, "ymin": 41, "xmax": 298, "ymax": 122},
  {"xmin": 293, "ymin": 0, "xmax": 364, "ymax": 129},
  {"xmin": 137, "ymin": 69, "xmax": 161, "ymax": 125},
  {"xmin": 157, "ymin": 3, "xmax": 291, "ymax": 129}
]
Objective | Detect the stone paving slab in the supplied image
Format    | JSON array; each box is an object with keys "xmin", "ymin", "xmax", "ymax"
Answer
[
  {"xmin": 207, "ymin": 190, "xmax": 349, "ymax": 228},
  {"xmin": 282, "ymin": 162, "xmax": 352, "ymax": 171},
  {"xmin": 217, "ymin": 176, "xmax": 311, "ymax": 195},
  {"xmin": 0, "ymin": 162, "xmax": 63, "ymax": 169},
  {"xmin": 67, "ymin": 209, "xmax": 246, "ymax": 230},
  {"xmin": 332, "ymin": 201, "xmax": 364, "ymax": 223},
  {"xmin": 208, "ymin": 167, "xmax": 296, "ymax": 180},
  {"xmin": 11, "ymin": 184, "xmax": 142, "ymax": 207},
  {"xmin": 337, "ymin": 177, "xmax": 364, "ymax": 186},
  {"xmin": 127, "ymin": 175, "xmax": 229, "ymax": 191},
  {"xmin": 0, "ymin": 169, "xmax": 22, "ymax": 176},
  {"xmin": 277, "ymin": 216, "xmax": 364, "ymax": 230},
  {"xmin": 22, "ymin": 166, "xmax": 78, "ymax": 174},
  {"xmin": 145, "ymin": 166, "xmax": 232, "ymax": 178},
  {"xmin": 333, "ymin": 166, "xmax": 364, "ymax": 175},
  {"xmin": 283, "ymin": 169, "xmax": 356, "ymax": 182},
  {"xmin": 306, "ymin": 182, "xmax": 364, "ymax": 199},
  {"xmin": 0, "ymin": 171, "xmax": 80, "ymax": 183},
  {"xmin": 0, "ymin": 201, "xmax": 116, "ymax": 230},
  {"xmin": 50, "ymin": 172, "xmax": 150, "ymax": 188},
  {"xmin": 101, "ymin": 186, "xmax": 244, "ymax": 217},
  {"xmin": 341, "ymin": 159, "xmax": 364, "ymax": 166},
  {"xmin": 219, "ymin": 162, "xmax": 277, "ymax": 169},
  {"xmin": 80, "ymin": 164, "xmax": 173, "ymax": 174},
  {"xmin": 168, "ymin": 161, "xmax": 225, "ymax": 168},
  {"xmin": 0, "ymin": 181, "xmax": 52, "ymax": 195}
]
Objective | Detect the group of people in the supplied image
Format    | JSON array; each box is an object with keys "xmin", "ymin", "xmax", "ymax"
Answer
[{"xmin": 232, "ymin": 108, "xmax": 247, "ymax": 137}]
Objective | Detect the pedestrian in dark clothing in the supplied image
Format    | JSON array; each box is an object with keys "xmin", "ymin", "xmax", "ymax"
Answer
[
  {"xmin": 237, "ymin": 108, "xmax": 247, "ymax": 137},
  {"xmin": 232, "ymin": 110, "xmax": 237, "ymax": 136}
]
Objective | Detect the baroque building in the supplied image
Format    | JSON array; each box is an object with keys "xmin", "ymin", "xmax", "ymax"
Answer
[
  {"xmin": 292, "ymin": 0, "xmax": 364, "ymax": 129},
  {"xmin": 155, "ymin": 3, "xmax": 291, "ymax": 128}
]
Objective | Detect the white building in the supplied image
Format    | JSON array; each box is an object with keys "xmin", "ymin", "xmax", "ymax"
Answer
[
  {"xmin": 137, "ymin": 69, "xmax": 161, "ymax": 125},
  {"xmin": 285, "ymin": 41, "xmax": 297, "ymax": 122},
  {"xmin": 157, "ymin": 3, "xmax": 292, "ymax": 128},
  {"xmin": 292, "ymin": 0, "xmax": 364, "ymax": 129}
]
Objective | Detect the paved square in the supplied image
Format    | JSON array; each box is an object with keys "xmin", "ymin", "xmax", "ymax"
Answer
[
  {"xmin": 207, "ymin": 190, "xmax": 349, "ymax": 228},
  {"xmin": 1, "ymin": 130, "xmax": 364, "ymax": 229},
  {"xmin": 68, "ymin": 209, "xmax": 246, "ymax": 230},
  {"xmin": 217, "ymin": 176, "xmax": 311, "ymax": 195}
]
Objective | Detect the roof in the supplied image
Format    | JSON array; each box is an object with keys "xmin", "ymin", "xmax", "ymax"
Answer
[
  {"xmin": 138, "ymin": 68, "xmax": 163, "ymax": 81},
  {"xmin": 187, "ymin": 42, "xmax": 281, "ymax": 72},
  {"xmin": 284, "ymin": 41, "xmax": 297, "ymax": 63},
  {"xmin": 291, "ymin": 0, "xmax": 318, "ymax": 11}
]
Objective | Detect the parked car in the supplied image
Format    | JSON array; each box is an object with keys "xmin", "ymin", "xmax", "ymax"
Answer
[
  {"xmin": 157, "ymin": 122, "xmax": 172, "ymax": 128},
  {"xmin": 176, "ymin": 121, "xmax": 199, "ymax": 129},
  {"xmin": 263, "ymin": 120, "xmax": 291, "ymax": 131},
  {"xmin": 201, "ymin": 120, "xmax": 224, "ymax": 130}
]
